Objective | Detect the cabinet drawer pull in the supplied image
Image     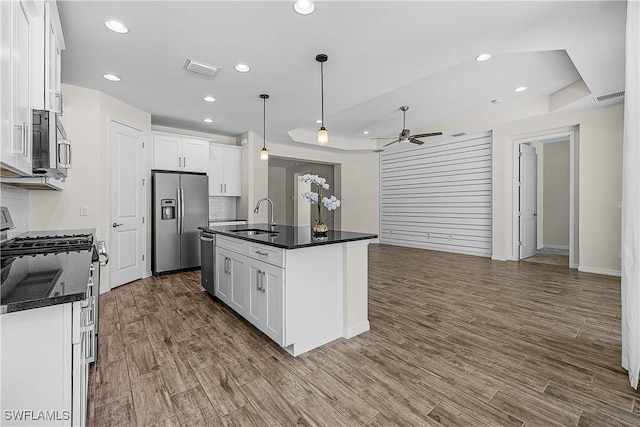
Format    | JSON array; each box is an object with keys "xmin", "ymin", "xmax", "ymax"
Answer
[
  {"xmin": 255, "ymin": 251, "xmax": 269, "ymax": 257},
  {"xmin": 261, "ymin": 271, "xmax": 267, "ymax": 293}
]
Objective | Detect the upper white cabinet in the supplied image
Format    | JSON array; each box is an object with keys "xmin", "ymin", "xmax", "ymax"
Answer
[
  {"xmin": 209, "ymin": 143, "xmax": 241, "ymax": 196},
  {"xmin": 152, "ymin": 133, "xmax": 210, "ymax": 173},
  {"xmin": 1, "ymin": 0, "xmax": 35, "ymax": 176},
  {"xmin": 30, "ymin": 0, "xmax": 64, "ymax": 113}
]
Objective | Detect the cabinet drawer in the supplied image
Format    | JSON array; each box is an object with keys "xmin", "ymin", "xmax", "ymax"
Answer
[
  {"xmin": 248, "ymin": 244, "xmax": 284, "ymax": 268},
  {"xmin": 217, "ymin": 235, "xmax": 247, "ymax": 254}
]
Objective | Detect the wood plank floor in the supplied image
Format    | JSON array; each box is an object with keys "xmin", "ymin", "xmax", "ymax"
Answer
[{"xmin": 88, "ymin": 244, "xmax": 640, "ymax": 426}]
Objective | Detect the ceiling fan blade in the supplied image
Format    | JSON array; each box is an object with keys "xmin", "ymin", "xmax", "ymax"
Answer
[
  {"xmin": 411, "ymin": 132, "xmax": 443, "ymax": 138},
  {"xmin": 409, "ymin": 138, "xmax": 425, "ymax": 145},
  {"xmin": 383, "ymin": 139, "xmax": 400, "ymax": 147},
  {"xmin": 369, "ymin": 137, "xmax": 398, "ymax": 140}
]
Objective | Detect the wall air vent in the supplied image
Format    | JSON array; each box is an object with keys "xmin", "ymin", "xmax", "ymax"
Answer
[
  {"xmin": 595, "ymin": 91, "xmax": 625, "ymax": 103},
  {"xmin": 184, "ymin": 59, "xmax": 220, "ymax": 78}
]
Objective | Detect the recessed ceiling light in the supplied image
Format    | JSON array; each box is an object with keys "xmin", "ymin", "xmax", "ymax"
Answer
[
  {"xmin": 104, "ymin": 20, "xmax": 128, "ymax": 34},
  {"xmin": 203, "ymin": 96, "xmax": 216, "ymax": 103},
  {"xmin": 514, "ymin": 86, "xmax": 528, "ymax": 93},
  {"xmin": 491, "ymin": 99, "xmax": 503, "ymax": 103},
  {"xmin": 234, "ymin": 63, "xmax": 251, "ymax": 73},
  {"xmin": 362, "ymin": 131, "xmax": 370, "ymax": 135},
  {"xmin": 475, "ymin": 53, "xmax": 491, "ymax": 62},
  {"xmin": 103, "ymin": 74, "xmax": 120, "ymax": 82},
  {"xmin": 315, "ymin": 119, "xmax": 323, "ymax": 124},
  {"xmin": 293, "ymin": 0, "xmax": 315, "ymax": 15},
  {"xmin": 203, "ymin": 118, "xmax": 213, "ymax": 123}
]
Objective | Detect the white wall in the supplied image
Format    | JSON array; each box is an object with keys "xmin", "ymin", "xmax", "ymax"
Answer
[
  {"xmin": 543, "ymin": 142, "xmax": 570, "ymax": 248},
  {"xmin": 1, "ymin": 184, "xmax": 29, "ymax": 238},
  {"xmin": 428, "ymin": 100, "xmax": 623, "ymax": 273},
  {"xmin": 29, "ymin": 84, "xmax": 152, "ymax": 289}
]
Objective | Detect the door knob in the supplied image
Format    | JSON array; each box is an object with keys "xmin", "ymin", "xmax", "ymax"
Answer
[{"xmin": 112, "ymin": 223, "xmax": 124, "ymax": 228}]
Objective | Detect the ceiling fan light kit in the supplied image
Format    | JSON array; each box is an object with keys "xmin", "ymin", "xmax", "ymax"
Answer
[
  {"xmin": 316, "ymin": 53, "xmax": 329, "ymax": 145},
  {"xmin": 260, "ymin": 94, "xmax": 269, "ymax": 161}
]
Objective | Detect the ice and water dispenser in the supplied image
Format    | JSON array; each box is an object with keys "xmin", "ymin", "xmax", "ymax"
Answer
[{"xmin": 161, "ymin": 199, "xmax": 176, "ymax": 220}]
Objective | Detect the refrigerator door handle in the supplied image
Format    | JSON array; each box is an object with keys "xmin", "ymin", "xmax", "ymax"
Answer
[
  {"xmin": 180, "ymin": 188, "xmax": 185, "ymax": 235},
  {"xmin": 177, "ymin": 187, "xmax": 182, "ymax": 235}
]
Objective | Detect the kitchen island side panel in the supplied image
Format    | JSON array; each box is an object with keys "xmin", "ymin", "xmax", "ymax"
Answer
[{"xmin": 284, "ymin": 243, "xmax": 344, "ymax": 356}]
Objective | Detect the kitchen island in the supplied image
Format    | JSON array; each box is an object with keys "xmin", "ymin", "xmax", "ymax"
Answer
[{"xmin": 199, "ymin": 223, "xmax": 377, "ymax": 356}]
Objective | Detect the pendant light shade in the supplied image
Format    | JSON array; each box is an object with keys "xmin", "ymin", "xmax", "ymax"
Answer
[
  {"xmin": 316, "ymin": 54, "xmax": 328, "ymax": 145},
  {"xmin": 260, "ymin": 94, "xmax": 269, "ymax": 161}
]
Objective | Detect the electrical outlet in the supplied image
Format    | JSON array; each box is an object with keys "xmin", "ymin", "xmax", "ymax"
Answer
[{"xmin": 80, "ymin": 205, "xmax": 89, "ymax": 216}]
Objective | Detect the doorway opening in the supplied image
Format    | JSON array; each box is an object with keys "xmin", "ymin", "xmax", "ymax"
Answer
[
  {"xmin": 512, "ymin": 131, "xmax": 577, "ymax": 268},
  {"xmin": 268, "ymin": 157, "xmax": 341, "ymax": 228}
]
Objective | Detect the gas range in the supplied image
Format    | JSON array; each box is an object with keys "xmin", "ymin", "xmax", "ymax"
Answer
[{"xmin": 1, "ymin": 233, "xmax": 95, "ymax": 257}]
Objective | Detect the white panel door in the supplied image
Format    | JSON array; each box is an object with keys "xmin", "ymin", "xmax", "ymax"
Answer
[
  {"xmin": 110, "ymin": 121, "xmax": 144, "ymax": 288},
  {"xmin": 519, "ymin": 144, "xmax": 537, "ymax": 259}
]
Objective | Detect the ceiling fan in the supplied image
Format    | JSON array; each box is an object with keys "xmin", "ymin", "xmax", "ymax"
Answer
[{"xmin": 372, "ymin": 106, "xmax": 442, "ymax": 147}]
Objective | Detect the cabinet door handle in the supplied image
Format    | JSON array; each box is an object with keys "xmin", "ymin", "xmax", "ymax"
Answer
[
  {"xmin": 224, "ymin": 183, "xmax": 227, "ymax": 193},
  {"xmin": 255, "ymin": 251, "xmax": 269, "ymax": 257},
  {"xmin": 225, "ymin": 257, "xmax": 230, "ymax": 274},
  {"xmin": 261, "ymin": 271, "xmax": 267, "ymax": 293},
  {"xmin": 183, "ymin": 157, "xmax": 186, "ymax": 168},
  {"xmin": 220, "ymin": 184, "xmax": 223, "ymax": 193},
  {"xmin": 257, "ymin": 269, "xmax": 262, "ymax": 291}
]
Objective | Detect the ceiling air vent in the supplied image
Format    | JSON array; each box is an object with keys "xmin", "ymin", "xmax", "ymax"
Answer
[
  {"xmin": 595, "ymin": 91, "xmax": 625, "ymax": 103},
  {"xmin": 184, "ymin": 59, "xmax": 220, "ymax": 78}
]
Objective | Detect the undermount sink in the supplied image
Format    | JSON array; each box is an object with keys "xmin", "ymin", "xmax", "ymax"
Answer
[{"xmin": 230, "ymin": 228, "xmax": 279, "ymax": 236}]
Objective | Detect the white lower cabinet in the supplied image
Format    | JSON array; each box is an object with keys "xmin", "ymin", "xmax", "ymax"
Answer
[
  {"xmin": 216, "ymin": 247, "xmax": 250, "ymax": 317},
  {"xmin": 247, "ymin": 260, "xmax": 284, "ymax": 346},
  {"xmin": 216, "ymin": 238, "xmax": 285, "ymax": 345},
  {"xmin": 0, "ymin": 301, "xmax": 91, "ymax": 426}
]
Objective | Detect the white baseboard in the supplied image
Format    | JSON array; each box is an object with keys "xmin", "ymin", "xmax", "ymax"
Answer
[
  {"xmin": 144, "ymin": 270, "xmax": 152, "ymax": 278},
  {"xmin": 491, "ymin": 255, "xmax": 509, "ymax": 261},
  {"xmin": 370, "ymin": 238, "xmax": 380, "ymax": 244},
  {"xmin": 343, "ymin": 321, "xmax": 370, "ymax": 339},
  {"xmin": 543, "ymin": 245, "xmax": 570, "ymax": 250},
  {"xmin": 578, "ymin": 266, "xmax": 621, "ymax": 277}
]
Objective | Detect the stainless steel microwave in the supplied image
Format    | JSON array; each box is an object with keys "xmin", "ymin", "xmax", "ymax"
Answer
[{"xmin": 32, "ymin": 109, "xmax": 71, "ymax": 178}]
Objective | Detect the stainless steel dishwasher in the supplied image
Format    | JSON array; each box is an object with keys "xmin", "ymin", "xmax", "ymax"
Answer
[{"xmin": 200, "ymin": 230, "xmax": 215, "ymax": 296}]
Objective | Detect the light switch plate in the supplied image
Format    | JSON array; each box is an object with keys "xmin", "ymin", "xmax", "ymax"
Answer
[{"xmin": 80, "ymin": 205, "xmax": 89, "ymax": 216}]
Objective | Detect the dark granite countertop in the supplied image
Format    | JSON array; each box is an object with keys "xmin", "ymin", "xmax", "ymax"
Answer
[
  {"xmin": 199, "ymin": 223, "xmax": 377, "ymax": 250},
  {"xmin": 1, "ymin": 229, "xmax": 96, "ymax": 314},
  {"xmin": 208, "ymin": 218, "xmax": 247, "ymax": 223}
]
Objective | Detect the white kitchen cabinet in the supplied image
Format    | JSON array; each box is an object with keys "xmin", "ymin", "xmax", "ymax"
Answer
[
  {"xmin": 216, "ymin": 247, "xmax": 248, "ymax": 316},
  {"xmin": 209, "ymin": 144, "xmax": 241, "ymax": 196},
  {"xmin": 30, "ymin": 0, "xmax": 64, "ymax": 113},
  {"xmin": 248, "ymin": 260, "xmax": 284, "ymax": 346},
  {"xmin": 153, "ymin": 133, "xmax": 210, "ymax": 173},
  {"xmin": 1, "ymin": 0, "xmax": 35, "ymax": 176},
  {"xmin": 1, "ymin": 301, "xmax": 91, "ymax": 426}
]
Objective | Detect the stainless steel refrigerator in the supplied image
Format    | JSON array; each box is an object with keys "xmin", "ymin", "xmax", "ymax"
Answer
[{"xmin": 152, "ymin": 170, "xmax": 208, "ymax": 274}]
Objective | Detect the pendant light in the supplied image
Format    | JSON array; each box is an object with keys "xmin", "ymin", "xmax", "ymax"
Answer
[
  {"xmin": 260, "ymin": 94, "xmax": 269, "ymax": 161},
  {"xmin": 316, "ymin": 54, "xmax": 329, "ymax": 145}
]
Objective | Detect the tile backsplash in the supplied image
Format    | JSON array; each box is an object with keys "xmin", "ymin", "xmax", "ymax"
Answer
[
  {"xmin": 1, "ymin": 184, "xmax": 29, "ymax": 238},
  {"xmin": 209, "ymin": 197, "xmax": 237, "ymax": 220}
]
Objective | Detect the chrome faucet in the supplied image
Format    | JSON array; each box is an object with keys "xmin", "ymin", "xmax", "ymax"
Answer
[{"xmin": 254, "ymin": 197, "xmax": 276, "ymax": 226}]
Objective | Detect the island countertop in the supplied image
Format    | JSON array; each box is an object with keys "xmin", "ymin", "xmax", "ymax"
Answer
[{"xmin": 199, "ymin": 223, "xmax": 377, "ymax": 250}]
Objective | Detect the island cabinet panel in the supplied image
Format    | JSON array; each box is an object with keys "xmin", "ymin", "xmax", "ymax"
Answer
[
  {"xmin": 248, "ymin": 260, "xmax": 284, "ymax": 346},
  {"xmin": 215, "ymin": 250, "xmax": 232, "ymax": 305},
  {"xmin": 216, "ymin": 247, "xmax": 248, "ymax": 317}
]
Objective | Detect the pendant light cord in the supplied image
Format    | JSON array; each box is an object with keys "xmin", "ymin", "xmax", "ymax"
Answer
[
  {"xmin": 320, "ymin": 62, "xmax": 325, "ymax": 127},
  {"xmin": 263, "ymin": 96, "xmax": 266, "ymax": 149}
]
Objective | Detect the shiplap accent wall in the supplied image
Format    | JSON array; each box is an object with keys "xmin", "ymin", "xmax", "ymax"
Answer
[{"xmin": 380, "ymin": 133, "xmax": 492, "ymax": 257}]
